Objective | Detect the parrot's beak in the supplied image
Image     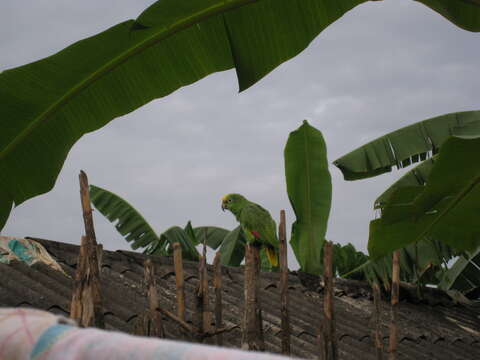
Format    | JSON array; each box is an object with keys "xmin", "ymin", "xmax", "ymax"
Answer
[{"xmin": 221, "ymin": 201, "xmax": 226, "ymax": 212}]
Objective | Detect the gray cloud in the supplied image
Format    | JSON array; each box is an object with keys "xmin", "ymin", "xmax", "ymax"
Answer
[{"xmin": 1, "ymin": 0, "xmax": 479, "ymax": 269}]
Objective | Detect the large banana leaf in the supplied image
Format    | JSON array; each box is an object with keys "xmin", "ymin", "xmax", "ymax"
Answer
[
  {"xmin": 440, "ymin": 247, "xmax": 480, "ymax": 298},
  {"xmin": 333, "ymin": 111, "xmax": 480, "ymax": 180},
  {"xmin": 369, "ymin": 135, "xmax": 480, "ymax": 259},
  {"xmin": 89, "ymin": 185, "xmax": 159, "ymax": 250},
  {"xmin": 374, "ymin": 157, "xmax": 436, "ymax": 210},
  {"xmin": 285, "ymin": 121, "xmax": 332, "ymax": 275},
  {"xmin": 0, "ymin": 0, "xmax": 369, "ymax": 231},
  {"xmin": 3, "ymin": 1, "xmax": 480, "ymax": 232}
]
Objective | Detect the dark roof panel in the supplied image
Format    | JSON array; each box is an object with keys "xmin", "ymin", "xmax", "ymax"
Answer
[{"xmin": 0, "ymin": 237, "xmax": 479, "ymax": 360}]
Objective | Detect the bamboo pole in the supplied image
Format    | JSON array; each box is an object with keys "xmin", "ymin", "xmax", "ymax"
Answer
[
  {"xmin": 143, "ymin": 258, "xmax": 164, "ymax": 337},
  {"xmin": 241, "ymin": 243, "xmax": 264, "ymax": 351},
  {"xmin": 213, "ymin": 251, "xmax": 223, "ymax": 346},
  {"xmin": 388, "ymin": 250, "xmax": 400, "ymax": 360},
  {"xmin": 173, "ymin": 242, "xmax": 186, "ymax": 322},
  {"xmin": 279, "ymin": 210, "xmax": 291, "ymax": 355},
  {"xmin": 372, "ymin": 282, "xmax": 384, "ymax": 360},
  {"xmin": 70, "ymin": 236, "xmax": 104, "ymax": 328},
  {"xmin": 321, "ymin": 241, "xmax": 337, "ymax": 360}
]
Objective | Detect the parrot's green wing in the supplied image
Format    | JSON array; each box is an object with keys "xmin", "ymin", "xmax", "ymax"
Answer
[{"xmin": 240, "ymin": 202, "xmax": 279, "ymax": 249}]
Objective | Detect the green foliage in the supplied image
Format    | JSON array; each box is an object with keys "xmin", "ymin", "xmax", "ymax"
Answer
[
  {"xmin": 360, "ymin": 238, "xmax": 456, "ymax": 288},
  {"xmin": 439, "ymin": 247, "xmax": 480, "ymax": 298},
  {"xmin": 89, "ymin": 185, "xmax": 159, "ymax": 250},
  {"xmin": 3, "ymin": 0, "xmax": 480, "ymax": 231},
  {"xmin": 415, "ymin": 0, "xmax": 480, "ymax": 31},
  {"xmin": 369, "ymin": 135, "xmax": 480, "ymax": 259},
  {"xmin": 194, "ymin": 226, "xmax": 230, "ymax": 249},
  {"xmin": 90, "ymin": 184, "xmax": 250, "ymax": 263},
  {"xmin": 333, "ymin": 111, "xmax": 480, "ymax": 180},
  {"xmin": 0, "ymin": 0, "xmax": 368, "ymax": 231},
  {"xmin": 333, "ymin": 243, "xmax": 369, "ymax": 280},
  {"xmin": 285, "ymin": 120, "xmax": 332, "ymax": 275},
  {"xmin": 374, "ymin": 157, "xmax": 436, "ymax": 210},
  {"xmin": 219, "ymin": 226, "xmax": 246, "ymax": 266},
  {"xmin": 152, "ymin": 225, "xmax": 200, "ymax": 261}
]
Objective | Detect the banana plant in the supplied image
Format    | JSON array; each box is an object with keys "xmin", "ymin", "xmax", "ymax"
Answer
[
  {"xmin": 335, "ymin": 111, "xmax": 480, "ymax": 296},
  {"xmin": 284, "ymin": 120, "xmax": 332, "ymax": 275},
  {"xmin": 89, "ymin": 185, "xmax": 245, "ymax": 264},
  {"xmin": 1, "ymin": 1, "xmax": 480, "ymax": 232}
]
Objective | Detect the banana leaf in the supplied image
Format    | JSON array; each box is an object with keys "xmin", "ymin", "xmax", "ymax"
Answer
[
  {"xmin": 439, "ymin": 247, "xmax": 480, "ymax": 298},
  {"xmin": 0, "ymin": 0, "xmax": 369, "ymax": 231},
  {"xmin": 89, "ymin": 185, "xmax": 159, "ymax": 250},
  {"xmin": 194, "ymin": 226, "xmax": 230, "ymax": 249},
  {"xmin": 333, "ymin": 110, "xmax": 480, "ymax": 180},
  {"xmin": 369, "ymin": 135, "xmax": 480, "ymax": 259},
  {"xmin": 375, "ymin": 157, "xmax": 436, "ymax": 210},
  {"xmin": 416, "ymin": 0, "xmax": 480, "ymax": 31},
  {"xmin": 154, "ymin": 226, "xmax": 200, "ymax": 261},
  {"xmin": 219, "ymin": 225, "xmax": 246, "ymax": 266},
  {"xmin": 333, "ymin": 243, "xmax": 369, "ymax": 281},
  {"xmin": 347, "ymin": 237, "xmax": 455, "ymax": 288},
  {"xmin": 3, "ymin": 1, "xmax": 480, "ymax": 232},
  {"xmin": 285, "ymin": 121, "xmax": 332, "ymax": 275}
]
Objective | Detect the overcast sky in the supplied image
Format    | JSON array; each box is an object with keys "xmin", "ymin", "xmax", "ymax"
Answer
[{"xmin": 1, "ymin": 0, "xmax": 479, "ymax": 269}]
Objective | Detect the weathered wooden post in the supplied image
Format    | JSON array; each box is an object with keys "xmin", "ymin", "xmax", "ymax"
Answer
[
  {"xmin": 196, "ymin": 239, "xmax": 212, "ymax": 342},
  {"xmin": 213, "ymin": 251, "xmax": 223, "ymax": 346},
  {"xmin": 372, "ymin": 282, "xmax": 384, "ymax": 360},
  {"xmin": 71, "ymin": 170, "xmax": 104, "ymax": 328},
  {"xmin": 173, "ymin": 242, "xmax": 185, "ymax": 322},
  {"xmin": 70, "ymin": 236, "xmax": 104, "ymax": 328},
  {"xmin": 320, "ymin": 241, "xmax": 337, "ymax": 360},
  {"xmin": 388, "ymin": 250, "xmax": 400, "ymax": 360},
  {"xmin": 241, "ymin": 243, "xmax": 264, "ymax": 351},
  {"xmin": 279, "ymin": 210, "xmax": 291, "ymax": 355},
  {"xmin": 142, "ymin": 258, "xmax": 164, "ymax": 337}
]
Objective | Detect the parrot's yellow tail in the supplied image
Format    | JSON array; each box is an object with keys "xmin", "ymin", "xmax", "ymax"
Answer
[{"xmin": 265, "ymin": 246, "xmax": 278, "ymax": 267}]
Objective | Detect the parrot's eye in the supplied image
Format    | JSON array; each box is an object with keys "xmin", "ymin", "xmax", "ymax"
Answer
[{"xmin": 228, "ymin": 199, "xmax": 232, "ymax": 203}]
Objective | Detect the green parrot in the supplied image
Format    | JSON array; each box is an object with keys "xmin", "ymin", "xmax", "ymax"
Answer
[{"xmin": 221, "ymin": 193, "xmax": 279, "ymax": 267}]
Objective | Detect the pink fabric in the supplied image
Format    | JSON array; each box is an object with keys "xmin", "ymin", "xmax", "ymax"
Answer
[{"xmin": 0, "ymin": 308, "xmax": 296, "ymax": 360}]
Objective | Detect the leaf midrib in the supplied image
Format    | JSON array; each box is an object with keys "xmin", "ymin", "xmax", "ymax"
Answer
[
  {"xmin": 302, "ymin": 124, "xmax": 315, "ymax": 254},
  {"xmin": 0, "ymin": 0, "xmax": 259, "ymax": 162}
]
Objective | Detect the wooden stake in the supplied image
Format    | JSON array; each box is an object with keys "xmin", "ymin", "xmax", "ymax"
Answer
[
  {"xmin": 79, "ymin": 170, "xmax": 99, "ymax": 248},
  {"xmin": 241, "ymin": 243, "xmax": 264, "ymax": 351},
  {"xmin": 388, "ymin": 250, "xmax": 400, "ymax": 360},
  {"xmin": 321, "ymin": 241, "xmax": 337, "ymax": 360},
  {"xmin": 213, "ymin": 251, "xmax": 223, "ymax": 346},
  {"xmin": 196, "ymin": 240, "xmax": 212, "ymax": 342},
  {"xmin": 372, "ymin": 282, "xmax": 384, "ymax": 360},
  {"xmin": 173, "ymin": 242, "xmax": 185, "ymax": 322},
  {"xmin": 70, "ymin": 236, "xmax": 105, "ymax": 328},
  {"xmin": 279, "ymin": 210, "xmax": 291, "ymax": 355},
  {"xmin": 143, "ymin": 259, "xmax": 164, "ymax": 337},
  {"xmin": 201, "ymin": 239, "xmax": 211, "ymax": 335}
]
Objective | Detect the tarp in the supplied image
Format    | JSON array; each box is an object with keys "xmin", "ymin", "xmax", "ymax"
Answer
[
  {"xmin": 0, "ymin": 236, "xmax": 65, "ymax": 274},
  {"xmin": 0, "ymin": 308, "xmax": 297, "ymax": 360}
]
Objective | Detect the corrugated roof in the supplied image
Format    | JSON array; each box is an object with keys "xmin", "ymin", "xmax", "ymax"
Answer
[{"xmin": 0, "ymin": 238, "xmax": 479, "ymax": 359}]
